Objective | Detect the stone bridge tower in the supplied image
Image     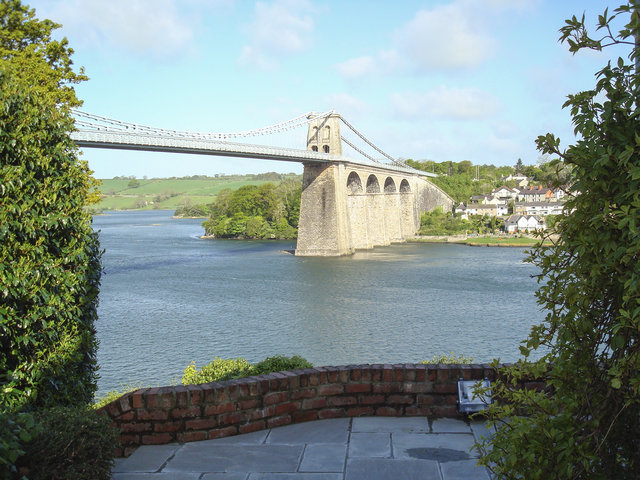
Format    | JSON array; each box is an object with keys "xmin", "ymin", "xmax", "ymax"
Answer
[
  {"xmin": 295, "ymin": 113, "xmax": 454, "ymax": 256},
  {"xmin": 306, "ymin": 113, "xmax": 342, "ymax": 156}
]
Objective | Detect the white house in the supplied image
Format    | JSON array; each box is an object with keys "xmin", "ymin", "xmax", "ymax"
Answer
[
  {"xmin": 504, "ymin": 214, "xmax": 546, "ymax": 233},
  {"xmin": 466, "ymin": 203, "xmax": 509, "ymax": 217},
  {"xmin": 491, "ymin": 186, "xmax": 519, "ymax": 201},
  {"xmin": 514, "ymin": 202, "xmax": 565, "ymax": 216}
]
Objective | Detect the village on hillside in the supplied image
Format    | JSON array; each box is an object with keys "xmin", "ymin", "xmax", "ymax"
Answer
[{"xmin": 454, "ymin": 174, "xmax": 573, "ymax": 233}]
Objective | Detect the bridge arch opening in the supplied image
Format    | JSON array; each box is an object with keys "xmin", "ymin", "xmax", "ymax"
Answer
[
  {"xmin": 384, "ymin": 177, "xmax": 396, "ymax": 193},
  {"xmin": 311, "ymin": 146, "xmax": 318, "ymax": 151},
  {"xmin": 400, "ymin": 179, "xmax": 411, "ymax": 193},
  {"xmin": 366, "ymin": 175, "xmax": 380, "ymax": 193},
  {"xmin": 347, "ymin": 172, "xmax": 363, "ymax": 194},
  {"xmin": 323, "ymin": 145, "xmax": 330, "ymax": 153}
]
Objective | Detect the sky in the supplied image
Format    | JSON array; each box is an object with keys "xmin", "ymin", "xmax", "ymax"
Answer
[{"xmin": 28, "ymin": 0, "xmax": 633, "ymax": 179}]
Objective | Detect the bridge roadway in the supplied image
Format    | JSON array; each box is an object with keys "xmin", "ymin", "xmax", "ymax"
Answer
[{"xmin": 70, "ymin": 130, "xmax": 434, "ymax": 178}]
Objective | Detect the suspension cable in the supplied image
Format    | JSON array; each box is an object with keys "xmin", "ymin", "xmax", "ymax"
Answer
[
  {"xmin": 341, "ymin": 137, "xmax": 381, "ymax": 164},
  {"xmin": 339, "ymin": 116, "xmax": 406, "ymax": 167}
]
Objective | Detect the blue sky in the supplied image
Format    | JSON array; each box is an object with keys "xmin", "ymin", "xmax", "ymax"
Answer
[{"xmin": 28, "ymin": 0, "xmax": 631, "ymax": 179}]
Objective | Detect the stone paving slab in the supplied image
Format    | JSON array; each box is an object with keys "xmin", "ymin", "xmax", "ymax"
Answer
[
  {"xmin": 393, "ymin": 432, "xmax": 478, "ymax": 460},
  {"xmin": 112, "ymin": 473, "xmax": 201, "ymax": 480},
  {"xmin": 299, "ymin": 444, "xmax": 347, "ymax": 472},
  {"xmin": 112, "ymin": 444, "xmax": 181, "ymax": 473},
  {"xmin": 164, "ymin": 444, "xmax": 304, "ymax": 473},
  {"xmin": 348, "ymin": 432, "xmax": 391, "ymax": 458},
  {"xmin": 345, "ymin": 458, "xmax": 441, "ymax": 480},
  {"xmin": 266, "ymin": 418, "xmax": 350, "ymax": 445},
  {"xmin": 248, "ymin": 474, "xmax": 342, "ymax": 480},
  {"xmin": 440, "ymin": 459, "xmax": 491, "ymax": 480},
  {"xmin": 352, "ymin": 416, "xmax": 429, "ymax": 433}
]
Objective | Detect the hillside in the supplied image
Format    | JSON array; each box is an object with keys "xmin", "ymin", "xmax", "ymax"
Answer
[{"xmin": 93, "ymin": 173, "xmax": 301, "ymax": 211}]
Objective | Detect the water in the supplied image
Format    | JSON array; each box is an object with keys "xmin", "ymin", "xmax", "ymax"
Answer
[{"xmin": 93, "ymin": 210, "xmax": 545, "ymax": 396}]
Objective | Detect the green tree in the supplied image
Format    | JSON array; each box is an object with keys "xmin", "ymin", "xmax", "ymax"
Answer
[
  {"xmin": 0, "ymin": 0, "xmax": 100, "ymax": 411},
  {"xmin": 514, "ymin": 158, "xmax": 523, "ymax": 173},
  {"xmin": 477, "ymin": 3, "xmax": 640, "ymax": 479}
]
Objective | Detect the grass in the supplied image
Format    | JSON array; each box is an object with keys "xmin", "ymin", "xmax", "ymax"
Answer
[
  {"xmin": 411, "ymin": 235, "xmax": 551, "ymax": 247},
  {"xmin": 94, "ymin": 175, "xmax": 300, "ymax": 211}
]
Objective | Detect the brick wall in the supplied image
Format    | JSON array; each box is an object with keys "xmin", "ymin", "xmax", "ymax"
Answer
[{"xmin": 99, "ymin": 363, "xmax": 498, "ymax": 457}]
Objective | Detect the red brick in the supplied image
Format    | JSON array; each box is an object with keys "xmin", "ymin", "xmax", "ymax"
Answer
[
  {"xmin": 328, "ymin": 396, "xmax": 356, "ymax": 407},
  {"xmin": 177, "ymin": 431, "xmax": 206, "ymax": 443},
  {"xmin": 186, "ymin": 418, "xmax": 218, "ymax": 430},
  {"xmin": 132, "ymin": 391, "xmax": 145, "ymax": 409},
  {"xmin": 388, "ymin": 395, "xmax": 414, "ymax": 405},
  {"xmin": 415, "ymin": 365, "xmax": 427, "ymax": 382},
  {"xmin": 346, "ymin": 406, "xmax": 374, "ymax": 417},
  {"xmin": 434, "ymin": 383, "xmax": 457, "ymax": 394},
  {"xmin": 317, "ymin": 384, "xmax": 344, "ymax": 396},
  {"xmin": 171, "ymin": 406, "xmax": 201, "ymax": 419},
  {"xmin": 318, "ymin": 408, "xmax": 345, "ymax": 419},
  {"xmin": 204, "ymin": 402, "xmax": 234, "ymax": 416},
  {"xmin": 105, "ymin": 403, "xmax": 120, "ymax": 418},
  {"xmin": 292, "ymin": 410, "xmax": 318, "ymax": 423},
  {"xmin": 361, "ymin": 367, "xmax": 372, "ymax": 382},
  {"xmin": 292, "ymin": 389, "xmax": 316, "ymax": 400},
  {"xmin": 238, "ymin": 398, "xmax": 261, "ymax": 410},
  {"xmin": 437, "ymin": 366, "xmax": 453, "ymax": 382},
  {"xmin": 143, "ymin": 388, "xmax": 162, "ymax": 408},
  {"xmin": 358, "ymin": 394, "xmax": 385, "ymax": 405},
  {"xmin": 308, "ymin": 373, "xmax": 320, "ymax": 386},
  {"xmin": 154, "ymin": 421, "xmax": 183, "ymax": 433},
  {"xmin": 326, "ymin": 367, "xmax": 339, "ymax": 383},
  {"xmin": 392, "ymin": 365, "xmax": 404, "ymax": 382},
  {"xmin": 275, "ymin": 402, "xmax": 300, "ymax": 415},
  {"xmin": 345, "ymin": 383, "xmax": 371, "ymax": 394},
  {"xmin": 372, "ymin": 383, "xmax": 401, "ymax": 394},
  {"xmin": 118, "ymin": 411, "xmax": 135, "ymax": 421},
  {"xmin": 137, "ymin": 410, "xmax": 168, "ymax": 421},
  {"xmin": 337, "ymin": 367, "xmax": 350, "ymax": 383},
  {"xmin": 141, "ymin": 433, "xmax": 173, "ymax": 445},
  {"xmin": 207, "ymin": 426, "xmax": 237, "ymax": 439},
  {"xmin": 432, "ymin": 405, "xmax": 459, "ymax": 417},
  {"xmin": 376, "ymin": 406, "xmax": 401, "ymax": 416},
  {"xmin": 369, "ymin": 365, "xmax": 383, "ymax": 382},
  {"xmin": 406, "ymin": 406, "xmax": 432, "ymax": 416},
  {"xmin": 119, "ymin": 433, "xmax": 140, "ymax": 446},
  {"xmin": 174, "ymin": 385, "xmax": 189, "ymax": 407},
  {"xmin": 302, "ymin": 398, "xmax": 327, "ymax": 410},
  {"xmin": 404, "ymin": 367, "xmax": 416, "ymax": 382},
  {"xmin": 124, "ymin": 446, "xmax": 138, "ymax": 457},
  {"xmin": 219, "ymin": 412, "xmax": 247, "ymax": 426},
  {"xmin": 350, "ymin": 369, "xmax": 361, "ymax": 381},
  {"xmin": 267, "ymin": 415, "xmax": 292, "ymax": 428},
  {"xmin": 264, "ymin": 392, "xmax": 289, "ymax": 405},
  {"xmin": 417, "ymin": 394, "xmax": 437, "ymax": 406},
  {"xmin": 428, "ymin": 370, "xmax": 437, "ymax": 382},
  {"xmin": 120, "ymin": 422, "xmax": 152, "ymax": 433},
  {"xmin": 239, "ymin": 420, "xmax": 265, "ymax": 434},
  {"xmin": 187, "ymin": 385, "xmax": 203, "ymax": 405}
]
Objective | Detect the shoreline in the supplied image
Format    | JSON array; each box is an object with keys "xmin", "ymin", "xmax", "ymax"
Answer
[{"xmin": 408, "ymin": 235, "xmax": 550, "ymax": 248}]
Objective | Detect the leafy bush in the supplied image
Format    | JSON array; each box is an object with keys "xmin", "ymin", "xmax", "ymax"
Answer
[
  {"xmin": 182, "ymin": 355, "xmax": 313, "ymax": 385},
  {"xmin": 0, "ymin": 2, "xmax": 101, "ymax": 411},
  {"xmin": 252, "ymin": 355, "xmax": 313, "ymax": 375},
  {"xmin": 182, "ymin": 358, "xmax": 254, "ymax": 385},
  {"xmin": 477, "ymin": 4, "xmax": 640, "ymax": 479},
  {"xmin": 17, "ymin": 406, "xmax": 119, "ymax": 480},
  {"xmin": 420, "ymin": 353, "xmax": 475, "ymax": 364},
  {"xmin": 93, "ymin": 382, "xmax": 149, "ymax": 410},
  {"xmin": 0, "ymin": 412, "xmax": 38, "ymax": 479}
]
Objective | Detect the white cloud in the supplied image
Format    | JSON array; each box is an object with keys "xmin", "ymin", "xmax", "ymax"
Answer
[
  {"xmin": 325, "ymin": 93, "xmax": 368, "ymax": 116},
  {"xmin": 391, "ymin": 86, "xmax": 501, "ymax": 120},
  {"xmin": 394, "ymin": 3, "xmax": 497, "ymax": 72},
  {"xmin": 239, "ymin": 0, "xmax": 314, "ymax": 70},
  {"xmin": 42, "ymin": 0, "xmax": 197, "ymax": 57}
]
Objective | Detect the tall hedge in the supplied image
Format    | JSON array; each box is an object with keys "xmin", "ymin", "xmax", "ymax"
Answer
[{"xmin": 0, "ymin": 72, "xmax": 101, "ymax": 410}]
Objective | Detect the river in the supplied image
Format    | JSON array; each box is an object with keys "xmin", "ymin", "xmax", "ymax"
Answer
[{"xmin": 93, "ymin": 210, "xmax": 545, "ymax": 396}]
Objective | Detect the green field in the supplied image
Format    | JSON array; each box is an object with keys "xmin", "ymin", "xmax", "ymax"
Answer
[{"xmin": 94, "ymin": 174, "xmax": 300, "ymax": 212}]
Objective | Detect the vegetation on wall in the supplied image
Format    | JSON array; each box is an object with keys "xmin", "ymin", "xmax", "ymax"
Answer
[
  {"xmin": 477, "ymin": 3, "xmax": 640, "ymax": 478},
  {"xmin": 182, "ymin": 355, "xmax": 313, "ymax": 385}
]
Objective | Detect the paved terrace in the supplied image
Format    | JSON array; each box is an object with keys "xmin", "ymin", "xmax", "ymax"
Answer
[{"xmin": 112, "ymin": 416, "xmax": 493, "ymax": 480}]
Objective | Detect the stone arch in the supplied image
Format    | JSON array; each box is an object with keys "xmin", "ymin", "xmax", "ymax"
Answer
[
  {"xmin": 323, "ymin": 145, "xmax": 330, "ymax": 153},
  {"xmin": 366, "ymin": 174, "xmax": 380, "ymax": 193},
  {"xmin": 323, "ymin": 125, "xmax": 330, "ymax": 140},
  {"xmin": 384, "ymin": 177, "xmax": 396, "ymax": 193},
  {"xmin": 311, "ymin": 145, "xmax": 318, "ymax": 152},
  {"xmin": 400, "ymin": 179, "xmax": 411, "ymax": 193},
  {"xmin": 347, "ymin": 172, "xmax": 363, "ymax": 194}
]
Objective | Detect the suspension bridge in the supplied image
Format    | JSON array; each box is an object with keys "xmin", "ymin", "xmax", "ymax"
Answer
[{"xmin": 71, "ymin": 110, "xmax": 453, "ymax": 256}]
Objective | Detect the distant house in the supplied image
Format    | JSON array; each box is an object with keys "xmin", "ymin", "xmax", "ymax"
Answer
[
  {"xmin": 504, "ymin": 175, "xmax": 531, "ymax": 188},
  {"xmin": 470, "ymin": 194, "xmax": 502, "ymax": 205},
  {"xmin": 492, "ymin": 186, "xmax": 519, "ymax": 201},
  {"xmin": 514, "ymin": 202, "xmax": 565, "ymax": 216},
  {"xmin": 455, "ymin": 203, "xmax": 468, "ymax": 219},
  {"xmin": 505, "ymin": 214, "xmax": 546, "ymax": 233},
  {"xmin": 517, "ymin": 185, "xmax": 554, "ymax": 202},
  {"xmin": 466, "ymin": 203, "xmax": 508, "ymax": 217}
]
